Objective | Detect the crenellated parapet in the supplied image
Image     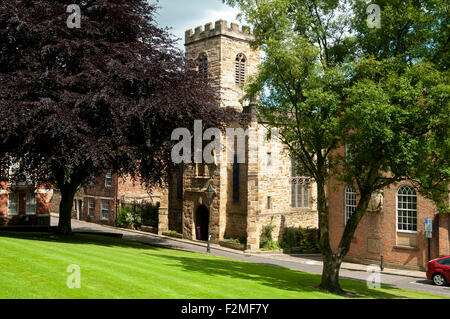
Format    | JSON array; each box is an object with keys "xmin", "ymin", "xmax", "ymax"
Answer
[{"xmin": 185, "ymin": 20, "xmax": 253, "ymax": 45}]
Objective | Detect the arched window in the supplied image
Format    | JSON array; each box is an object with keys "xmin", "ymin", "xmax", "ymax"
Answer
[
  {"xmin": 235, "ymin": 53, "xmax": 246, "ymax": 85},
  {"xmin": 345, "ymin": 186, "xmax": 357, "ymax": 224},
  {"xmin": 197, "ymin": 52, "xmax": 208, "ymax": 81},
  {"xmin": 397, "ymin": 186, "xmax": 417, "ymax": 232},
  {"xmin": 291, "ymin": 158, "xmax": 309, "ymax": 208}
]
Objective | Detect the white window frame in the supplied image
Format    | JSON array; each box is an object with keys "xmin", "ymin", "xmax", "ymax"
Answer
[
  {"xmin": 7, "ymin": 194, "xmax": 19, "ymax": 216},
  {"xmin": 88, "ymin": 198, "xmax": 95, "ymax": 218},
  {"xmin": 25, "ymin": 193, "xmax": 36, "ymax": 215},
  {"xmin": 396, "ymin": 186, "xmax": 418, "ymax": 233},
  {"xmin": 101, "ymin": 199, "xmax": 110, "ymax": 220},
  {"xmin": 105, "ymin": 170, "xmax": 112, "ymax": 188},
  {"xmin": 344, "ymin": 186, "xmax": 357, "ymax": 224}
]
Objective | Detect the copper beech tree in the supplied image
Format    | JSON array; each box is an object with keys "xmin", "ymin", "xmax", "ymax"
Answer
[{"xmin": 0, "ymin": 0, "xmax": 234, "ymax": 234}]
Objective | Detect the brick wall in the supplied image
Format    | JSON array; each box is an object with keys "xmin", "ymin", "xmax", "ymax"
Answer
[
  {"xmin": 72, "ymin": 173, "xmax": 167, "ymax": 227},
  {"xmin": 117, "ymin": 175, "xmax": 165, "ymax": 206},
  {"xmin": 73, "ymin": 172, "xmax": 117, "ymax": 226},
  {"xmin": 81, "ymin": 196, "xmax": 115, "ymax": 225},
  {"xmin": 328, "ymin": 148, "xmax": 448, "ymax": 270},
  {"xmin": 438, "ymin": 213, "xmax": 450, "ymax": 256},
  {"xmin": 0, "ymin": 181, "xmax": 52, "ymax": 226}
]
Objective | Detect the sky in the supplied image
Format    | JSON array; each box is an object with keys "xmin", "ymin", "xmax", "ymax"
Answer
[{"xmin": 151, "ymin": 0, "xmax": 241, "ymax": 51}]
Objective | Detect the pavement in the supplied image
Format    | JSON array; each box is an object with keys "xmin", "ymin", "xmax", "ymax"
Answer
[{"xmin": 51, "ymin": 215, "xmax": 450, "ymax": 298}]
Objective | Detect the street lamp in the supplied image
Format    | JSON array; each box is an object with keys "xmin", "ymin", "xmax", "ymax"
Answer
[{"xmin": 204, "ymin": 184, "xmax": 215, "ymax": 253}]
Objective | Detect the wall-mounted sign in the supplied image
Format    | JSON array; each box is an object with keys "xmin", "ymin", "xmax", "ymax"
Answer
[{"xmin": 425, "ymin": 218, "xmax": 433, "ymax": 238}]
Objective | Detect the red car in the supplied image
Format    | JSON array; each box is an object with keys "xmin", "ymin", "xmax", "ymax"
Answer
[{"xmin": 427, "ymin": 255, "xmax": 450, "ymax": 286}]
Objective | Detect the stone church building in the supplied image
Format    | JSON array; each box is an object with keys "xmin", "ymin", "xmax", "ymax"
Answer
[
  {"xmin": 157, "ymin": 20, "xmax": 319, "ymax": 252},
  {"xmin": 2, "ymin": 18, "xmax": 445, "ymax": 270},
  {"xmin": 157, "ymin": 19, "xmax": 448, "ymax": 266}
]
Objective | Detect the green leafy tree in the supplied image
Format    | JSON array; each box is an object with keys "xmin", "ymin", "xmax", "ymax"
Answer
[{"xmin": 225, "ymin": 0, "xmax": 449, "ymax": 294}]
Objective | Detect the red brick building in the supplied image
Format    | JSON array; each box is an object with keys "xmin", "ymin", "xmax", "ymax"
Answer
[
  {"xmin": 71, "ymin": 171, "xmax": 118, "ymax": 226},
  {"xmin": 328, "ymin": 148, "xmax": 450, "ymax": 270},
  {"xmin": 0, "ymin": 181, "xmax": 52, "ymax": 227},
  {"xmin": 71, "ymin": 171, "xmax": 166, "ymax": 226}
]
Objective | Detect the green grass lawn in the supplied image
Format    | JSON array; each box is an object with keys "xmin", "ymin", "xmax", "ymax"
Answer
[{"xmin": 0, "ymin": 232, "xmax": 445, "ymax": 299}]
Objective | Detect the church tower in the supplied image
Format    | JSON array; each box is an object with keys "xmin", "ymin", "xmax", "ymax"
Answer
[
  {"xmin": 185, "ymin": 20, "xmax": 260, "ymax": 111},
  {"xmin": 161, "ymin": 20, "xmax": 318, "ymax": 252}
]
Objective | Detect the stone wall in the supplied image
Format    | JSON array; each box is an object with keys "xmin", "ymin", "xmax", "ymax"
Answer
[
  {"xmin": 257, "ymin": 211, "xmax": 319, "ymax": 244},
  {"xmin": 166, "ymin": 20, "xmax": 260, "ymax": 244},
  {"xmin": 167, "ymin": 170, "xmax": 183, "ymax": 233},
  {"xmin": 164, "ymin": 20, "xmax": 320, "ymax": 251},
  {"xmin": 219, "ymin": 33, "xmax": 260, "ymax": 111},
  {"xmin": 244, "ymin": 121, "xmax": 319, "ymax": 251},
  {"xmin": 185, "ymin": 20, "xmax": 260, "ymax": 112},
  {"xmin": 224, "ymin": 211, "xmax": 247, "ymax": 239}
]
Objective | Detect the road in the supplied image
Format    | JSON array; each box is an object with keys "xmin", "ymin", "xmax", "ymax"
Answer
[{"xmin": 52, "ymin": 217, "xmax": 450, "ymax": 298}]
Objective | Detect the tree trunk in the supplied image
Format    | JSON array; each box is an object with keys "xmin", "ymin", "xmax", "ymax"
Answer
[
  {"xmin": 318, "ymin": 190, "xmax": 373, "ymax": 294},
  {"xmin": 338, "ymin": 191, "xmax": 373, "ymax": 259},
  {"xmin": 56, "ymin": 184, "xmax": 79, "ymax": 235},
  {"xmin": 315, "ymin": 179, "xmax": 345, "ymax": 294},
  {"xmin": 320, "ymin": 187, "xmax": 374, "ymax": 294},
  {"xmin": 320, "ymin": 255, "xmax": 344, "ymax": 294}
]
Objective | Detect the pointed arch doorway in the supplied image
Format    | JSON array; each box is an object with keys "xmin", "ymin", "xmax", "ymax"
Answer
[{"xmin": 195, "ymin": 205, "xmax": 209, "ymax": 241}]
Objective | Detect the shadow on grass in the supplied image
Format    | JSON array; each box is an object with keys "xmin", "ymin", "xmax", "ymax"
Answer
[
  {"xmin": 140, "ymin": 252, "xmax": 419, "ymax": 299},
  {"xmin": 0, "ymin": 231, "xmax": 160, "ymax": 251},
  {"xmin": 0, "ymin": 232, "xmax": 427, "ymax": 299}
]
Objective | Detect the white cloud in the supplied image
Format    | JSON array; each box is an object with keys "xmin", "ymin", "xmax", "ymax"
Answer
[
  {"xmin": 203, "ymin": 7, "xmax": 241, "ymax": 26},
  {"xmin": 153, "ymin": 0, "xmax": 241, "ymax": 51}
]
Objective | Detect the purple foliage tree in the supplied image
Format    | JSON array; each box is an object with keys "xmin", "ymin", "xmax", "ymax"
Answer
[{"xmin": 0, "ymin": 0, "xmax": 234, "ymax": 233}]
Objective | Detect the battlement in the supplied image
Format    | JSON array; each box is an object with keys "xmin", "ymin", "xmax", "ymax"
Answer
[{"xmin": 185, "ymin": 20, "xmax": 253, "ymax": 45}]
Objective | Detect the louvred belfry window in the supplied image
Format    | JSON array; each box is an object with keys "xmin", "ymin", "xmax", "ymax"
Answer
[{"xmin": 235, "ymin": 53, "xmax": 246, "ymax": 85}]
